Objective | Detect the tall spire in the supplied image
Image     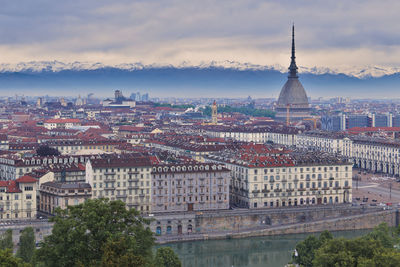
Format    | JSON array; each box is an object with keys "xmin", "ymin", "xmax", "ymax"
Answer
[{"xmin": 288, "ymin": 24, "xmax": 298, "ymax": 78}]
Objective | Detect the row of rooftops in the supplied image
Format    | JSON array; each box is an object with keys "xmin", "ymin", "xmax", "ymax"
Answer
[
  {"xmin": 206, "ymin": 146, "xmax": 351, "ymax": 168},
  {"xmin": 201, "ymin": 124, "xmax": 301, "ymax": 135}
]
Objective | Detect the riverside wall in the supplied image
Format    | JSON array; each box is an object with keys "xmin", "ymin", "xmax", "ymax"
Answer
[{"xmin": 153, "ymin": 206, "xmax": 400, "ymax": 243}]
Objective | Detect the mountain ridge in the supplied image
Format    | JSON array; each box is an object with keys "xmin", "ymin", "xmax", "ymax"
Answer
[{"xmin": 1, "ymin": 60, "xmax": 399, "ymax": 79}]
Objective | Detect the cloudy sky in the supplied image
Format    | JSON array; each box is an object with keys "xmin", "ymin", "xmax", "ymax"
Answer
[{"xmin": 1, "ymin": 0, "xmax": 399, "ymax": 70}]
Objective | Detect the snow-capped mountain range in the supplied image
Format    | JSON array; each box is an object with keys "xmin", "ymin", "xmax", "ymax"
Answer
[{"xmin": 0, "ymin": 60, "xmax": 399, "ymax": 79}]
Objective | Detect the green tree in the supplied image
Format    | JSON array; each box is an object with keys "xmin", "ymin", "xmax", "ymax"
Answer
[
  {"xmin": 0, "ymin": 229, "xmax": 13, "ymax": 250},
  {"xmin": 16, "ymin": 227, "xmax": 35, "ymax": 263},
  {"xmin": 154, "ymin": 247, "xmax": 182, "ymax": 267},
  {"xmin": 366, "ymin": 222, "xmax": 395, "ymax": 248},
  {"xmin": 35, "ymin": 198, "xmax": 156, "ymax": 267},
  {"xmin": 313, "ymin": 238, "xmax": 355, "ymax": 267},
  {"xmin": 99, "ymin": 237, "xmax": 147, "ymax": 267},
  {"xmin": 293, "ymin": 235, "xmax": 320, "ymax": 267},
  {"xmin": 0, "ymin": 249, "xmax": 30, "ymax": 267}
]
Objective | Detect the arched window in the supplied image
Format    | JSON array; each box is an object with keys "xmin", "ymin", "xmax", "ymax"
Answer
[{"xmin": 156, "ymin": 226, "xmax": 161, "ymax": 235}]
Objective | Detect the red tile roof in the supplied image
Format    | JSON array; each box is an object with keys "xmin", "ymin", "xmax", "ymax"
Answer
[
  {"xmin": 45, "ymin": 118, "xmax": 81, "ymax": 124},
  {"xmin": 16, "ymin": 175, "xmax": 38, "ymax": 183},
  {"xmin": 0, "ymin": 180, "xmax": 21, "ymax": 193}
]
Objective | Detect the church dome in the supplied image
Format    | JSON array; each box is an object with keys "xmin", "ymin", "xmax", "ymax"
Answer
[{"xmin": 277, "ymin": 78, "xmax": 309, "ymax": 107}]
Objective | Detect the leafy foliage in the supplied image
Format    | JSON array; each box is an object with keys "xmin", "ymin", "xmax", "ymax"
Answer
[
  {"xmin": 293, "ymin": 230, "xmax": 332, "ymax": 267},
  {"xmin": 293, "ymin": 223, "xmax": 400, "ymax": 267},
  {"xmin": 0, "ymin": 229, "xmax": 13, "ymax": 250},
  {"xmin": 154, "ymin": 247, "xmax": 182, "ymax": 267},
  {"xmin": 0, "ymin": 249, "xmax": 31, "ymax": 267},
  {"xmin": 153, "ymin": 103, "xmax": 195, "ymax": 109},
  {"xmin": 35, "ymin": 198, "xmax": 156, "ymax": 267},
  {"xmin": 202, "ymin": 105, "xmax": 275, "ymax": 118},
  {"xmin": 16, "ymin": 227, "xmax": 35, "ymax": 263}
]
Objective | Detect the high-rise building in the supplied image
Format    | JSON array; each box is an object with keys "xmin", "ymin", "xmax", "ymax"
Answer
[{"xmin": 275, "ymin": 25, "xmax": 310, "ymax": 121}]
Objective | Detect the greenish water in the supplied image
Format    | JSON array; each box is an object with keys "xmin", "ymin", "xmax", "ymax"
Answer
[{"xmin": 158, "ymin": 230, "xmax": 371, "ymax": 267}]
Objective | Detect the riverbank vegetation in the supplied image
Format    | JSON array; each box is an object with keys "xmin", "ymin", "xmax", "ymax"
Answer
[
  {"xmin": 202, "ymin": 105, "xmax": 276, "ymax": 118},
  {"xmin": 0, "ymin": 199, "xmax": 181, "ymax": 267},
  {"xmin": 292, "ymin": 223, "xmax": 400, "ymax": 266}
]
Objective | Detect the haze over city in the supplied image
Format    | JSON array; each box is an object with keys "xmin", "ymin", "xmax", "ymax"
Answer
[{"xmin": 1, "ymin": 0, "xmax": 400, "ymax": 98}]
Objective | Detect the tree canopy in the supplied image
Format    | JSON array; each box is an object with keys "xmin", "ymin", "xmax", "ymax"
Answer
[
  {"xmin": 0, "ymin": 249, "xmax": 30, "ymax": 267},
  {"xmin": 154, "ymin": 247, "xmax": 182, "ymax": 267},
  {"xmin": 202, "ymin": 105, "xmax": 275, "ymax": 118},
  {"xmin": 0, "ymin": 229, "xmax": 13, "ymax": 251},
  {"xmin": 35, "ymin": 198, "xmax": 167, "ymax": 267},
  {"xmin": 293, "ymin": 223, "xmax": 400, "ymax": 267},
  {"xmin": 16, "ymin": 227, "xmax": 35, "ymax": 263},
  {"xmin": 36, "ymin": 145, "xmax": 60, "ymax": 157}
]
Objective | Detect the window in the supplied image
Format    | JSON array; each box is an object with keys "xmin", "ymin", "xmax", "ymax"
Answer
[
  {"xmin": 24, "ymin": 186, "xmax": 33, "ymax": 191},
  {"xmin": 26, "ymin": 194, "xmax": 32, "ymax": 200}
]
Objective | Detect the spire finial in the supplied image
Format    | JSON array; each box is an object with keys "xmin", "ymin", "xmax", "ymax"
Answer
[{"xmin": 289, "ymin": 23, "xmax": 298, "ymax": 78}]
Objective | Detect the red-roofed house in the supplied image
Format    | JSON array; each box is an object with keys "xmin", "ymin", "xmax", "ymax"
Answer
[{"xmin": 0, "ymin": 175, "xmax": 38, "ymax": 220}]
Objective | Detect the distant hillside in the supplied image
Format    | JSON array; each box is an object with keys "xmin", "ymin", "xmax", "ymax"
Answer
[{"xmin": 0, "ymin": 62, "xmax": 398, "ymax": 98}]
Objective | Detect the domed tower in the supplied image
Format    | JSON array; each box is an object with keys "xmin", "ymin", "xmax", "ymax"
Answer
[{"xmin": 275, "ymin": 25, "xmax": 310, "ymax": 122}]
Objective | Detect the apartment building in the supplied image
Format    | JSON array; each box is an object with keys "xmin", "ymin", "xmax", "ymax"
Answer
[
  {"xmin": 85, "ymin": 155, "xmax": 154, "ymax": 212},
  {"xmin": 206, "ymin": 145, "xmax": 352, "ymax": 209},
  {"xmin": 151, "ymin": 163, "xmax": 230, "ymax": 213},
  {"xmin": 0, "ymin": 154, "xmax": 93, "ymax": 180},
  {"xmin": 0, "ymin": 175, "xmax": 38, "ymax": 220},
  {"xmin": 203, "ymin": 125, "xmax": 300, "ymax": 146},
  {"xmin": 39, "ymin": 182, "xmax": 92, "ymax": 215}
]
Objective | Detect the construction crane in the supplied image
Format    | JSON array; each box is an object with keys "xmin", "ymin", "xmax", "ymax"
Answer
[
  {"xmin": 304, "ymin": 117, "xmax": 319, "ymax": 129},
  {"xmin": 286, "ymin": 104, "xmax": 291, "ymax": 126}
]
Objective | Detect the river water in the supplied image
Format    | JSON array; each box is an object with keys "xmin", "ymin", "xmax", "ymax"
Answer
[{"xmin": 158, "ymin": 230, "xmax": 371, "ymax": 267}]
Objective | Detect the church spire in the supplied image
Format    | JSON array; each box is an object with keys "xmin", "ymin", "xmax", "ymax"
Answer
[{"xmin": 288, "ymin": 24, "xmax": 298, "ymax": 78}]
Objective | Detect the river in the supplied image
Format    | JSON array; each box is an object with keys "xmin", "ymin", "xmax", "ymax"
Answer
[{"xmin": 158, "ymin": 229, "xmax": 371, "ymax": 267}]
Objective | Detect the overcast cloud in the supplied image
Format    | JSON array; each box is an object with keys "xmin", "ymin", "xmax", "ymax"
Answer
[{"xmin": 0, "ymin": 0, "xmax": 399, "ymax": 70}]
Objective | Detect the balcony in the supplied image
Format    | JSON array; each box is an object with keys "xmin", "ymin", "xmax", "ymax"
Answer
[
  {"xmin": 262, "ymin": 189, "xmax": 270, "ymax": 193},
  {"xmin": 117, "ymin": 194, "xmax": 127, "ymax": 199},
  {"xmin": 128, "ymin": 178, "xmax": 139, "ymax": 182},
  {"xmin": 274, "ymin": 188, "xmax": 282, "ymax": 193},
  {"xmin": 294, "ymin": 179, "xmax": 299, "ymax": 183},
  {"xmin": 298, "ymin": 188, "xmax": 306, "ymax": 191},
  {"xmin": 322, "ymin": 187, "xmax": 330, "ymax": 191},
  {"xmin": 128, "ymin": 185, "xmax": 139, "ymax": 189},
  {"xmin": 128, "ymin": 171, "xmax": 139, "ymax": 174},
  {"xmin": 252, "ymin": 190, "xmax": 260, "ymax": 194},
  {"xmin": 104, "ymin": 178, "xmax": 116, "ymax": 182},
  {"xmin": 104, "ymin": 187, "xmax": 115, "ymax": 190},
  {"xmin": 139, "ymin": 193, "xmax": 146, "ymax": 197},
  {"xmin": 281, "ymin": 179, "xmax": 288, "ymax": 183},
  {"xmin": 310, "ymin": 188, "xmax": 319, "ymax": 191},
  {"xmin": 104, "ymin": 171, "xmax": 116, "ymax": 175},
  {"xmin": 286, "ymin": 189, "xmax": 294, "ymax": 192},
  {"xmin": 343, "ymin": 186, "xmax": 351, "ymax": 189}
]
